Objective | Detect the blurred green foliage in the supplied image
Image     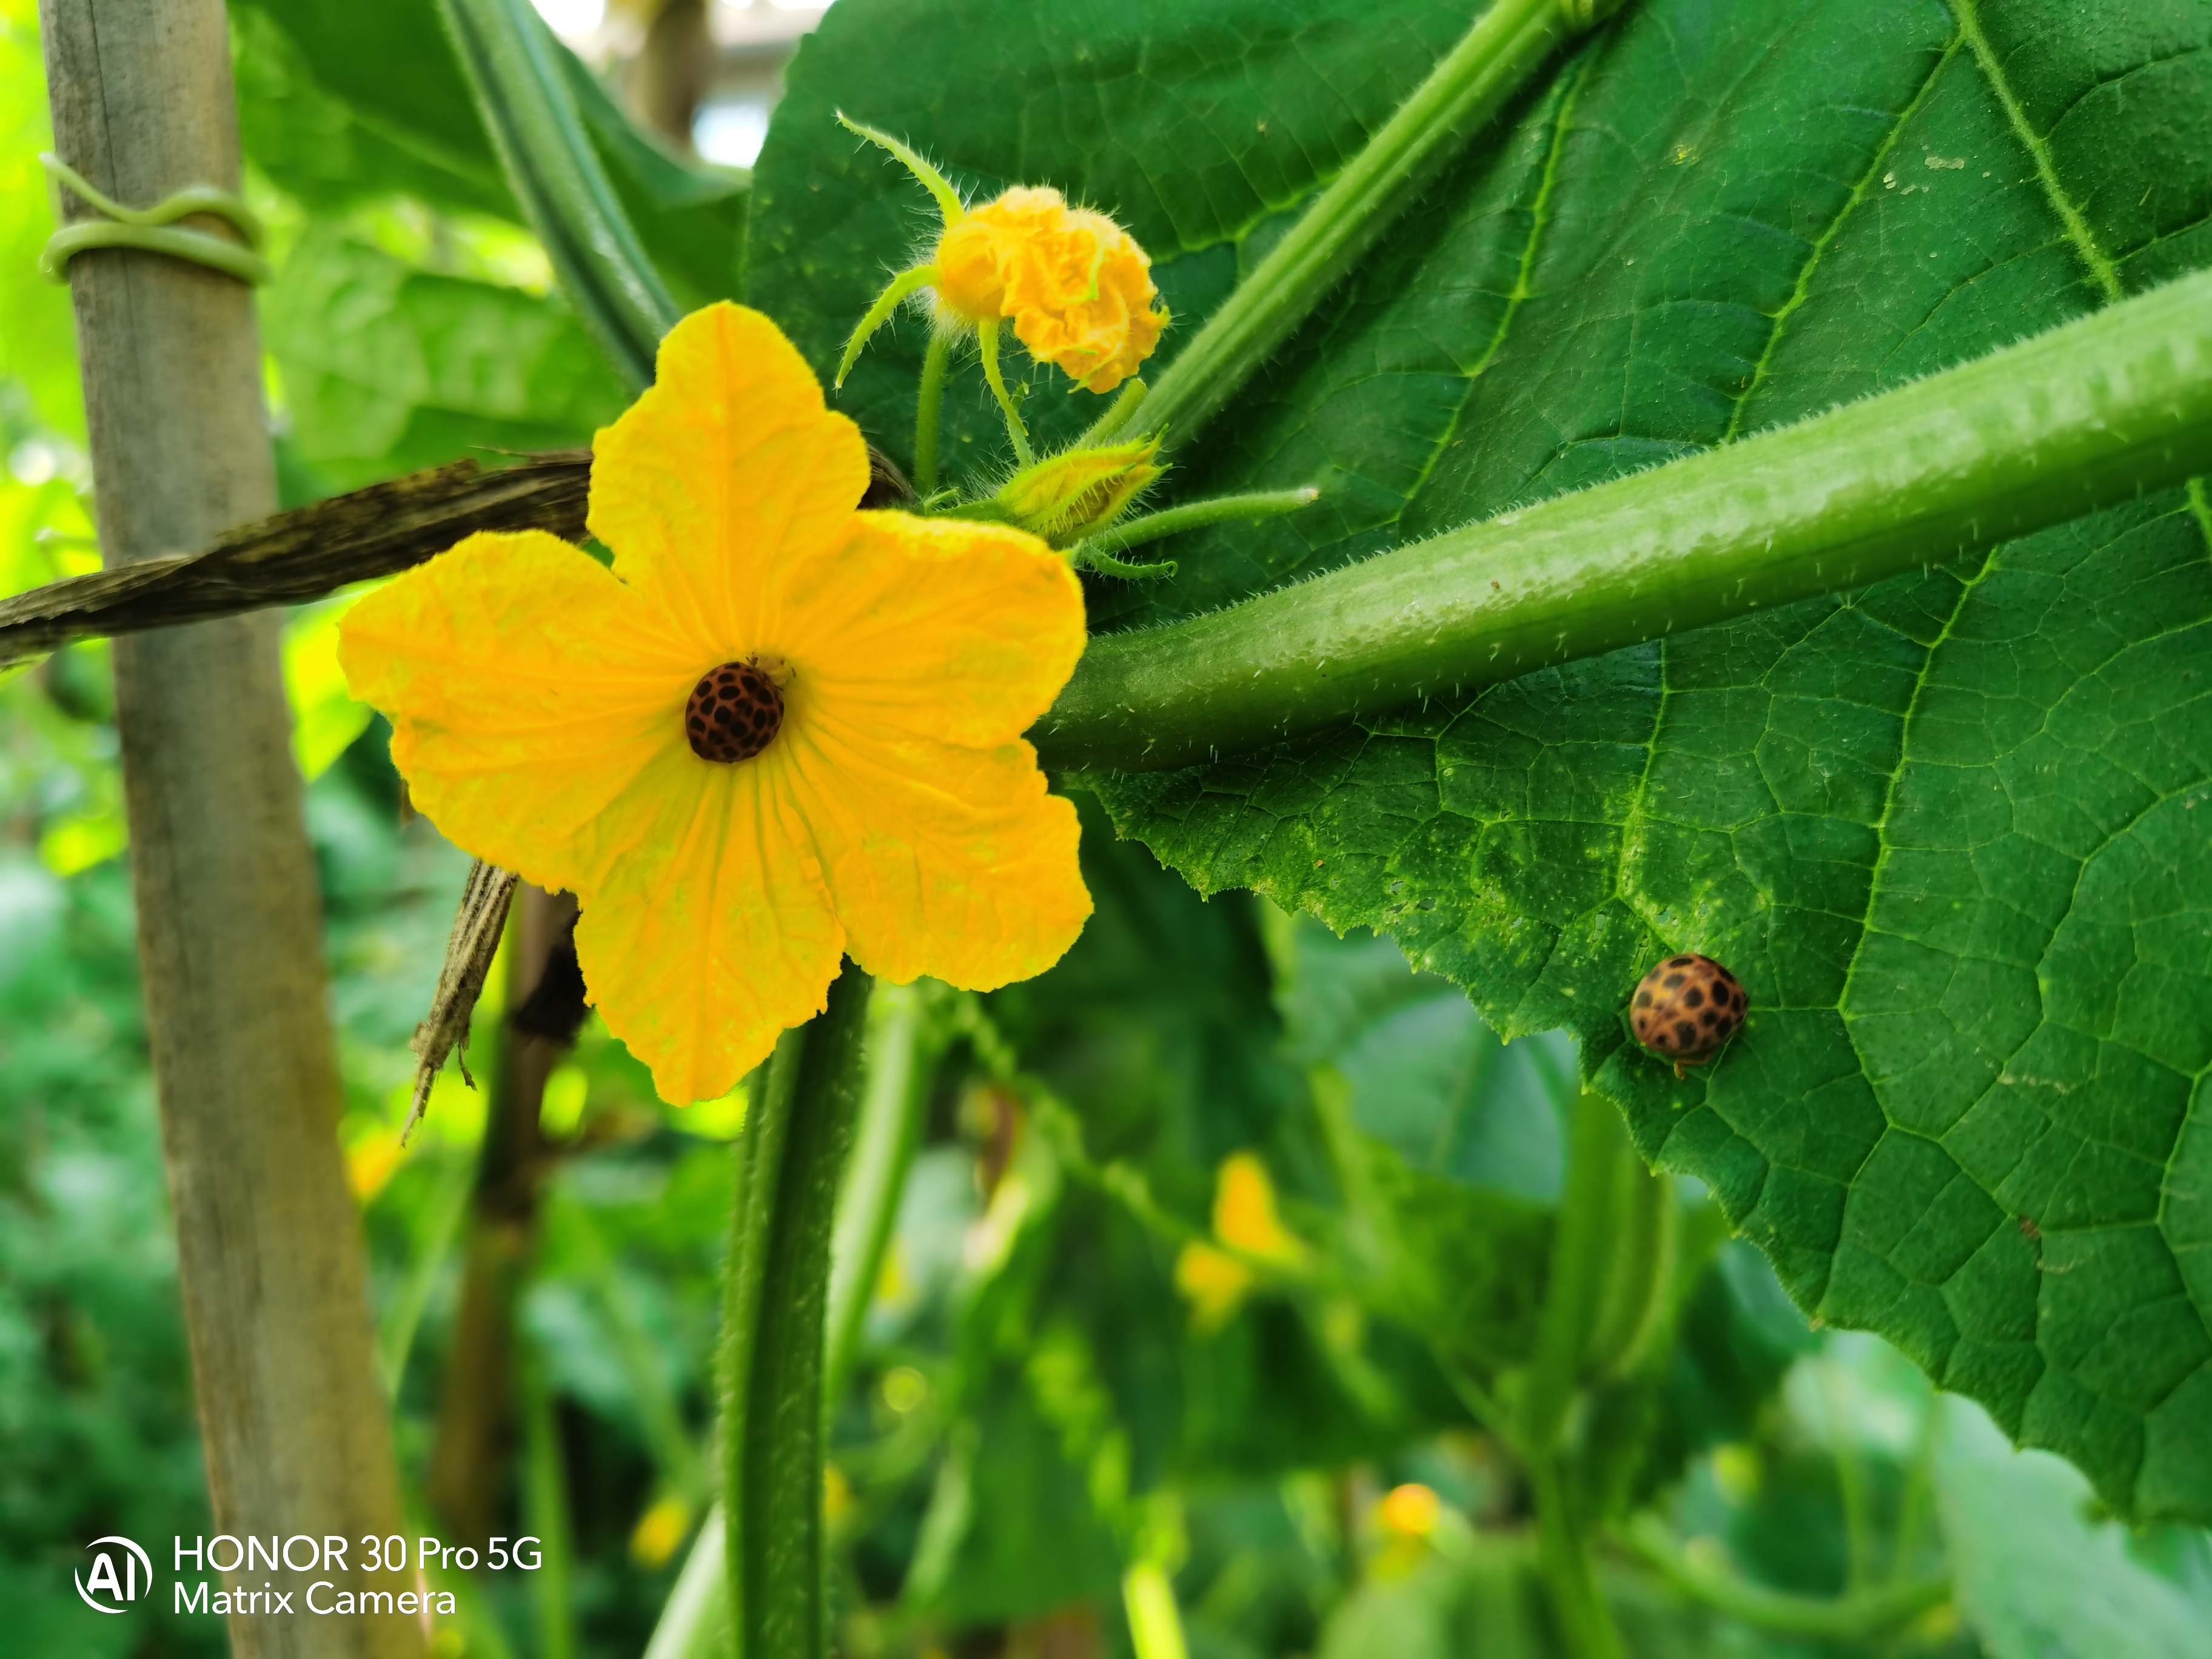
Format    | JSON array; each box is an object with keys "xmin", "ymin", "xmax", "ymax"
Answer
[{"xmin": 7, "ymin": 1, "xmax": 2212, "ymax": 1657}]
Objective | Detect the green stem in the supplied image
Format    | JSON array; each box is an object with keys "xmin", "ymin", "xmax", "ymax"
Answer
[
  {"xmin": 437, "ymin": 0, "xmax": 679, "ymax": 389},
  {"xmin": 1087, "ymin": 377, "xmax": 1150, "ymax": 445},
  {"xmin": 1520, "ymin": 1093, "xmax": 1622, "ymax": 1456},
  {"xmin": 824, "ymin": 982, "xmax": 942, "ymax": 1404},
  {"xmin": 1035, "ymin": 269, "xmax": 2212, "ymax": 772},
  {"xmin": 717, "ymin": 964, "xmax": 875, "ymax": 1659},
  {"xmin": 1823, "ymin": 1359, "xmax": 1875, "ymax": 1592},
  {"xmin": 1519, "ymin": 1093, "xmax": 1631, "ymax": 1659},
  {"xmin": 915, "ymin": 332, "xmax": 953, "ymax": 496},
  {"xmin": 978, "ymin": 320, "xmax": 1033, "ymax": 465},
  {"xmin": 373, "ymin": 1147, "xmax": 474, "ymax": 1398},
  {"xmin": 1623, "ymin": 1515, "xmax": 1950, "ymax": 1641},
  {"xmin": 1082, "ymin": 488, "xmax": 1319, "ymax": 556},
  {"xmin": 1116, "ymin": 0, "xmax": 1619, "ymax": 450},
  {"xmin": 642, "ymin": 1505, "xmax": 729, "ymax": 1659},
  {"xmin": 1530, "ymin": 1456, "xmax": 1624, "ymax": 1659},
  {"xmin": 520, "ymin": 1332, "xmax": 580, "ymax": 1659},
  {"xmin": 1581, "ymin": 1144, "xmax": 1674, "ymax": 1384}
]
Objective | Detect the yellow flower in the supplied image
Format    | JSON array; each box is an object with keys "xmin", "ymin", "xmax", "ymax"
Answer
[
  {"xmin": 340, "ymin": 303, "xmax": 1093, "ymax": 1105},
  {"xmin": 934, "ymin": 186, "xmax": 1168, "ymax": 395}
]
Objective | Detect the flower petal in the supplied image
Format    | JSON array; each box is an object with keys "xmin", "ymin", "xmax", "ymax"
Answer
[
  {"xmin": 779, "ymin": 512, "xmax": 1087, "ymax": 749},
  {"xmin": 575, "ymin": 743, "xmax": 846, "ymax": 1104},
  {"xmin": 783, "ymin": 713, "xmax": 1090, "ymax": 991},
  {"xmin": 338, "ymin": 530, "xmax": 699, "ymax": 895},
  {"xmin": 589, "ymin": 303, "xmax": 870, "ymax": 657}
]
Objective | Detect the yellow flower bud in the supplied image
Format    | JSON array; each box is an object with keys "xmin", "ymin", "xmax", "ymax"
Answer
[
  {"xmin": 990, "ymin": 437, "xmax": 1164, "ymax": 548},
  {"xmin": 936, "ymin": 186, "xmax": 1170, "ymax": 394}
]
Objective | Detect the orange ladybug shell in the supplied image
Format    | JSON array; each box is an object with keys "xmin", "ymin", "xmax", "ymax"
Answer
[{"xmin": 1630, "ymin": 954, "xmax": 1746, "ymax": 1069}]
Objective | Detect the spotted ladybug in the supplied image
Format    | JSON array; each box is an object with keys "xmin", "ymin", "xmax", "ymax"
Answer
[
  {"xmin": 685, "ymin": 660, "xmax": 784, "ymax": 763},
  {"xmin": 1630, "ymin": 953, "xmax": 1746, "ymax": 1078}
]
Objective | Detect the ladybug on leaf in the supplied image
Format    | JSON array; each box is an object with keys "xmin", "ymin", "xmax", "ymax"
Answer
[{"xmin": 1630, "ymin": 953, "xmax": 1746, "ymax": 1078}]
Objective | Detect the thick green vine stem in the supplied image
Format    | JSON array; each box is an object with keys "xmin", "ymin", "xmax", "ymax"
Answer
[
  {"xmin": 717, "ymin": 964, "xmax": 875, "ymax": 1659},
  {"xmin": 1037, "ymin": 268, "xmax": 2212, "ymax": 773},
  {"xmin": 1111, "ymin": 0, "xmax": 1622, "ymax": 451},
  {"xmin": 437, "ymin": 0, "xmax": 678, "ymax": 390}
]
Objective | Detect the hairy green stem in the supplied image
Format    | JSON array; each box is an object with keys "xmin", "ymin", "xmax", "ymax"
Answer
[
  {"xmin": 1037, "ymin": 269, "xmax": 2212, "ymax": 773},
  {"xmin": 717, "ymin": 965, "xmax": 874, "ymax": 1659},
  {"xmin": 978, "ymin": 320, "xmax": 1033, "ymax": 464},
  {"xmin": 1117, "ymin": 0, "xmax": 1624, "ymax": 449},
  {"xmin": 915, "ymin": 333, "xmax": 953, "ymax": 496},
  {"xmin": 1623, "ymin": 1516, "xmax": 1950, "ymax": 1640},
  {"xmin": 839, "ymin": 264, "xmax": 940, "ymax": 387},
  {"xmin": 437, "ymin": 0, "xmax": 678, "ymax": 389},
  {"xmin": 1084, "ymin": 488, "xmax": 1319, "ymax": 555}
]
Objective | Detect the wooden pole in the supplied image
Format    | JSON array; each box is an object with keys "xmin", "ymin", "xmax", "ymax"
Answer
[{"xmin": 38, "ymin": 4, "xmax": 421, "ymax": 1655}]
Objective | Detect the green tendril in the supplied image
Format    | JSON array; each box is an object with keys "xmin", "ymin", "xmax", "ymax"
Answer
[
  {"xmin": 977, "ymin": 320, "xmax": 1033, "ymax": 466},
  {"xmin": 38, "ymin": 152, "xmax": 270, "ymax": 286},
  {"xmin": 836, "ymin": 113, "xmax": 965, "ymax": 227}
]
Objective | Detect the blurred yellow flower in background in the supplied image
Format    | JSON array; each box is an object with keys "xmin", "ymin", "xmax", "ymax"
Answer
[
  {"xmin": 1173, "ymin": 1151, "xmax": 1309, "ymax": 1332},
  {"xmin": 341, "ymin": 303, "xmax": 1092, "ymax": 1105}
]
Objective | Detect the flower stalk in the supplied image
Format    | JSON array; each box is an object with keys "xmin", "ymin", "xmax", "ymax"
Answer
[
  {"xmin": 1075, "ymin": 487, "xmax": 1319, "ymax": 574},
  {"xmin": 1111, "ymin": 0, "xmax": 1628, "ymax": 451},
  {"xmin": 718, "ymin": 962, "xmax": 874, "ymax": 1659},
  {"xmin": 1036, "ymin": 267, "xmax": 2212, "ymax": 773}
]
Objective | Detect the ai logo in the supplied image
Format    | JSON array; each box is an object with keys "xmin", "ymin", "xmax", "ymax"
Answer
[{"xmin": 76, "ymin": 1536, "xmax": 153, "ymax": 1614}]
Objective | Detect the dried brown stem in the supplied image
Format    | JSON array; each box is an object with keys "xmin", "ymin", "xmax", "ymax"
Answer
[
  {"xmin": 0, "ymin": 449, "xmax": 592, "ymax": 669},
  {"xmin": 404, "ymin": 859, "xmax": 523, "ymax": 1145}
]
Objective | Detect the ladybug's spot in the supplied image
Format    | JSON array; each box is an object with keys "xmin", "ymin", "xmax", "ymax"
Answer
[
  {"xmin": 685, "ymin": 661, "xmax": 784, "ymax": 763},
  {"xmin": 1668, "ymin": 956, "xmax": 1693, "ymax": 968},
  {"xmin": 1701, "ymin": 1009, "xmax": 1719, "ymax": 1027},
  {"xmin": 1683, "ymin": 986, "xmax": 1704, "ymax": 1009},
  {"xmin": 1635, "ymin": 991, "xmax": 1652, "ymax": 1008},
  {"xmin": 1663, "ymin": 973, "xmax": 1686, "ymax": 990},
  {"xmin": 1674, "ymin": 1021, "xmax": 1697, "ymax": 1045}
]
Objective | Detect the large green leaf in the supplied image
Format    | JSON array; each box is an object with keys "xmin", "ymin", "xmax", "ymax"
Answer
[
  {"xmin": 262, "ymin": 229, "xmax": 626, "ymax": 491},
  {"xmin": 750, "ymin": 0, "xmax": 2212, "ymax": 1520},
  {"xmin": 238, "ymin": 0, "xmax": 747, "ymax": 310}
]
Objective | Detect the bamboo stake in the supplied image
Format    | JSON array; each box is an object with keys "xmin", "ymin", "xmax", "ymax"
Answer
[{"xmin": 38, "ymin": 3, "xmax": 421, "ymax": 1654}]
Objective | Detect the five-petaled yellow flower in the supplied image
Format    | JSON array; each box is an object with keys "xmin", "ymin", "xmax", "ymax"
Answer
[
  {"xmin": 340, "ymin": 303, "xmax": 1093, "ymax": 1105},
  {"xmin": 934, "ymin": 186, "xmax": 1167, "ymax": 395}
]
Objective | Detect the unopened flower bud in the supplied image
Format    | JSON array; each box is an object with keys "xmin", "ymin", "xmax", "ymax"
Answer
[{"xmin": 988, "ymin": 437, "xmax": 1164, "ymax": 548}]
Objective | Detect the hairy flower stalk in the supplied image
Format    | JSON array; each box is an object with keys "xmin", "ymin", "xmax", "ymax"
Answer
[{"xmin": 1036, "ymin": 267, "xmax": 2212, "ymax": 773}]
